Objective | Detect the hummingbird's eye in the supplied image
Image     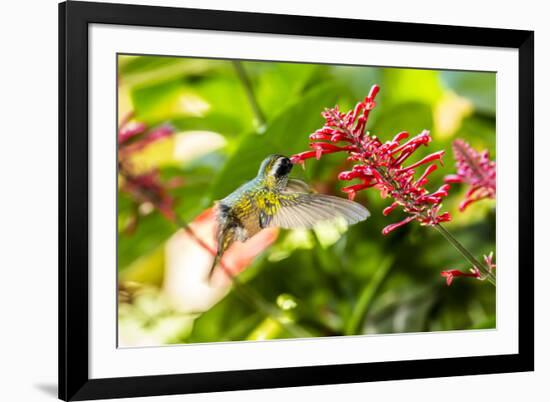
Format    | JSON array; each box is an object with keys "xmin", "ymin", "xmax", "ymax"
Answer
[{"xmin": 274, "ymin": 157, "xmax": 293, "ymax": 177}]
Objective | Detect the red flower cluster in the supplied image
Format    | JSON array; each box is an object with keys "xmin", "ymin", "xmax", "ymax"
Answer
[
  {"xmin": 118, "ymin": 118, "xmax": 174, "ymax": 157},
  {"xmin": 445, "ymin": 139, "xmax": 496, "ymax": 211},
  {"xmin": 291, "ymin": 85, "xmax": 451, "ymax": 235},
  {"xmin": 118, "ymin": 114, "xmax": 181, "ymax": 224},
  {"xmin": 120, "ymin": 169, "xmax": 180, "ymax": 222},
  {"xmin": 441, "ymin": 252, "xmax": 495, "ymax": 286}
]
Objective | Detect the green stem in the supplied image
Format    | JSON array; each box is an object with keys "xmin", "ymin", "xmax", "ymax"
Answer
[
  {"xmin": 345, "ymin": 257, "xmax": 393, "ymax": 335},
  {"xmin": 173, "ymin": 216, "xmax": 311, "ymax": 338},
  {"xmin": 232, "ymin": 60, "xmax": 267, "ymax": 128},
  {"xmin": 433, "ymin": 223, "xmax": 496, "ymax": 286}
]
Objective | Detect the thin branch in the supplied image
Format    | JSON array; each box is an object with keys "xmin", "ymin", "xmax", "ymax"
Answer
[
  {"xmin": 434, "ymin": 223, "xmax": 496, "ymax": 285},
  {"xmin": 232, "ymin": 60, "xmax": 267, "ymax": 128}
]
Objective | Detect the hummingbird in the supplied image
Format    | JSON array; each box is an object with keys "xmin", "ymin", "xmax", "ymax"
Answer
[{"xmin": 209, "ymin": 154, "xmax": 370, "ymax": 278}]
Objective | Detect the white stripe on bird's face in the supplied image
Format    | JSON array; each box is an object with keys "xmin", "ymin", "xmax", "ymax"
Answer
[{"xmin": 257, "ymin": 155, "xmax": 293, "ymax": 178}]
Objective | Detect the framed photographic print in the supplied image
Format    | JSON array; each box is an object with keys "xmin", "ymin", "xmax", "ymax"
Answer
[{"xmin": 59, "ymin": 1, "xmax": 534, "ymax": 400}]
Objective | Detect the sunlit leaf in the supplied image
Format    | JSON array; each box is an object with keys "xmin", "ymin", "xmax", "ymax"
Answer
[{"xmin": 440, "ymin": 71, "xmax": 496, "ymax": 115}]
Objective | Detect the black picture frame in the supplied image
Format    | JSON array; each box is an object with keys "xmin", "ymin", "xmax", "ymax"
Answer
[{"xmin": 59, "ymin": 1, "xmax": 534, "ymax": 400}]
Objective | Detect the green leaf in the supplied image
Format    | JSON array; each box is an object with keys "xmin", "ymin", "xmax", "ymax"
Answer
[
  {"xmin": 209, "ymin": 83, "xmax": 344, "ymax": 200},
  {"xmin": 119, "ymin": 245, "xmax": 165, "ymax": 286},
  {"xmin": 117, "ymin": 209, "xmax": 174, "ymax": 270},
  {"xmin": 170, "ymin": 114, "xmax": 244, "ymax": 138},
  {"xmin": 131, "ymin": 76, "xmax": 255, "ymax": 135},
  {"xmin": 252, "ymin": 62, "xmax": 319, "ymax": 119},
  {"xmin": 119, "ymin": 55, "xmax": 229, "ymax": 88},
  {"xmin": 188, "ymin": 293, "xmax": 257, "ymax": 342},
  {"xmin": 381, "ymin": 68, "xmax": 444, "ymax": 107}
]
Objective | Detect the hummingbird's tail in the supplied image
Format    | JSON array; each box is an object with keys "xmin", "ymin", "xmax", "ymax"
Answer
[{"xmin": 207, "ymin": 255, "xmax": 220, "ymax": 281}]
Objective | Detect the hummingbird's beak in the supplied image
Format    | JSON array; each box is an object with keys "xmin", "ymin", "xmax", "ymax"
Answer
[{"xmin": 289, "ymin": 156, "xmax": 306, "ymax": 170}]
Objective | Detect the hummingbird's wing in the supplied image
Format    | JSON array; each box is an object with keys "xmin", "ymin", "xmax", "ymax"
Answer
[
  {"xmin": 260, "ymin": 191, "xmax": 370, "ymax": 229},
  {"xmin": 284, "ymin": 179, "xmax": 312, "ymax": 193}
]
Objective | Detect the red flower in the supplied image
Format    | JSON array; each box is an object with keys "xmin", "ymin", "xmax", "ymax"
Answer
[
  {"xmin": 440, "ymin": 252, "xmax": 495, "ymax": 286},
  {"xmin": 118, "ymin": 113, "xmax": 181, "ymax": 225},
  {"xmin": 291, "ymin": 85, "xmax": 451, "ymax": 235},
  {"xmin": 444, "ymin": 139, "xmax": 496, "ymax": 211},
  {"xmin": 440, "ymin": 269, "xmax": 480, "ymax": 286}
]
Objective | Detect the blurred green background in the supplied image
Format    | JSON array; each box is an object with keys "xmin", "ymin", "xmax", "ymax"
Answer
[{"xmin": 117, "ymin": 54, "xmax": 496, "ymax": 346}]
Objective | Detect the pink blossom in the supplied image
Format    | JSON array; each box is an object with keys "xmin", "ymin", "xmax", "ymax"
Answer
[
  {"xmin": 118, "ymin": 113, "xmax": 175, "ymax": 156},
  {"xmin": 445, "ymin": 139, "xmax": 496, "ymax": 211},
  {"xmin": 118, "ymin": 114, "xmax": 180, "ymax": 226}
]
